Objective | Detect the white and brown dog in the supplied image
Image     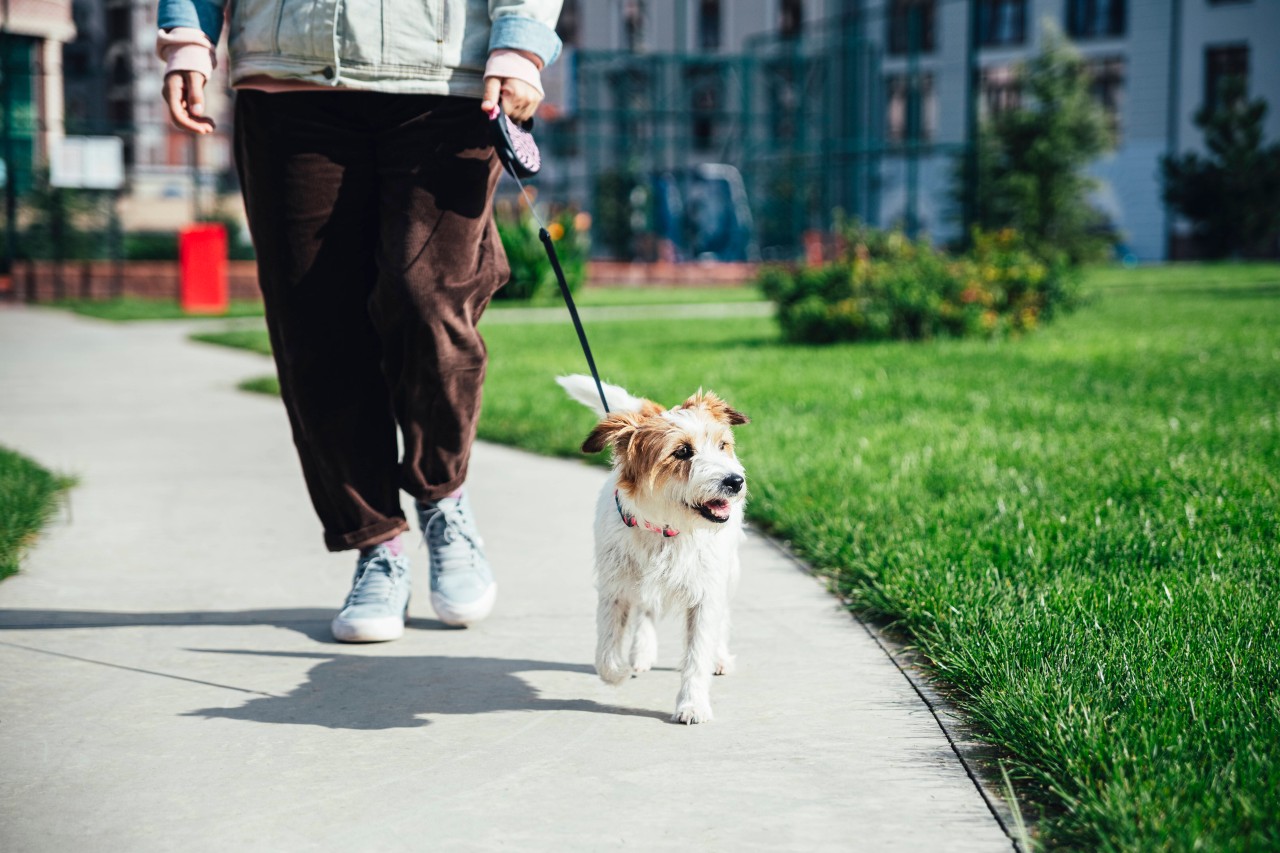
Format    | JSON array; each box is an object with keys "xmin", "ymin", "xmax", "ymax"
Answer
[{"xmin": 558, "ymin": 375, "xmax": 748, "ymax": 724}]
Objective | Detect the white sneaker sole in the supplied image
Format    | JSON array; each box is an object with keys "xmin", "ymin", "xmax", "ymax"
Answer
[
  {"xmin": 331, "ymin": 609, "xmax": 407, "ymax": 643},
  {"xmin": 430, "ymin": 582, "xmax": 497, "ymax": 627}
]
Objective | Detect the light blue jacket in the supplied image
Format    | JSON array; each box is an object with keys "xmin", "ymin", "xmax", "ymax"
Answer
[{"xmin": 158, "ymin": 0, "xmax": 563, "ymax": 96}]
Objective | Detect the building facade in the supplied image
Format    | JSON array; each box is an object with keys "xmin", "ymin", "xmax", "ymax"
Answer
[
  {"xmin": 1, "ymin": 0, "xmax": 75, "ymax": 194},
  {"xmin": 62, "ymin": 0, "xmax": 234, "ymax": 229},
  {"xmin": 542, "ymin": 0, "xmax": 1280, "ymax": 260}
]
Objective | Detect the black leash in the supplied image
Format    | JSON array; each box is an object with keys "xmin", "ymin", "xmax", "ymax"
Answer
[{"xmin": 490, "ymin": 105, "xmax": 611, "ymax": 414}]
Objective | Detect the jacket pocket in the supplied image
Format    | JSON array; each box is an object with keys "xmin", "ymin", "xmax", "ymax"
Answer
[
  {"xmin": 229, "ymin": 0, "xmax": 283, "ymax": 57},
  {"xmin": 375, "ymin": 0, "xmax": 443, "ymax": 70}
]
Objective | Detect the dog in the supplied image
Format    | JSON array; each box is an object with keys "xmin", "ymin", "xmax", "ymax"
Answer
[{"xmin": 557, "ymin": 374, "xmax": 749, "ymax": 724}]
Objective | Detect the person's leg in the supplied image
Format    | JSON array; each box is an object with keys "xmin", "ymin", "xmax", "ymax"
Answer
[
  {"xmin": 234, "ymin": 90, "xmax": 410, "ymax": 553},
  {"xmin": 370, "ymin": 96, "xmax": 508, "ymax": 499},
  {"xmin": 369, "ymin": 96, "xmax": 508, "ymax": 625}
]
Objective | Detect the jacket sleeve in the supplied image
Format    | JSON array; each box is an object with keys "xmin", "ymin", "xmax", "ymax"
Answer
[
  {"xmin": 488, "ymin": 0, "xmax": 564, "ymax": 67},
  {"xmin": 157, "ymin": 0, "xmax": 227, "ymax": 45}
]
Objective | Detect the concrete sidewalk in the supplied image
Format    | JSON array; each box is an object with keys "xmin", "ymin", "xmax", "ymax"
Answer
[{"xmin": 0, "ymin": 306, "xmax": 1011, "ymax": 852}]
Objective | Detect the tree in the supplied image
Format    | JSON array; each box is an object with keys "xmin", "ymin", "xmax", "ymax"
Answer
[
  {"xmin": 1161, "ymin": 78, "xmax": 1280, "ymax": 259},
  {"xmin": 955, "ymin": 31, "xmax": 1114, "ymax": 263}
]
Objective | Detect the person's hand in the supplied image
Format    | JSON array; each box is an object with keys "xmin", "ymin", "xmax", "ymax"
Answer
[
  {"xmin": 481, "ymin": 75, "xmax": 543, "ymax": 123},
  {"xmin": 163, "ymin": 70, "xmax": 216, "ymax": 134}
]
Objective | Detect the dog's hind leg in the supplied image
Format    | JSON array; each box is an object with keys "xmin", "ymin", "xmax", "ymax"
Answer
[
  {"xmin": 596, "ymin": 594, "xmax": 633, "ymax": 685},
  {"xmin": 672, "ymin": 602, "xmax": 720, "ymax": 724},
  {"xmin": 714, "ymin": 555, "xmax": 739, "ymax": 675},
  {"xmin": 714, "ymin": 611, "xmax": 736, "ymax": 676},
  {"xmin": 629, "ymin": 608, "xmax": 658, "ymax": 674}
]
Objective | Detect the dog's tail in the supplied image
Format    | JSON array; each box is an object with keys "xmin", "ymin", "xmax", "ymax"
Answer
[{"xmin": 556, "ymin": 374, "xmax": 649, "ymax": 416}]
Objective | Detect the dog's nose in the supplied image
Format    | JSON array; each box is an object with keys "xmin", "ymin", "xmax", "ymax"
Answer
[{"xmin": 721, "ymin": 473, "xmax": 745, "ymax": 495}]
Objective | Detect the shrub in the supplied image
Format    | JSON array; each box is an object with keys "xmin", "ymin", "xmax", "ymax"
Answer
[
  {"xmin": 760, "ymin": 226, "xmax": 1078, "ymax": 344},
  {"xmin": 1161, "ymin": 78, "xmax": 1280, "ymax": 258},
  {"xmin": 493, "ymin": 198, "xmax": 590, "ymax": 301},
  {"xmin": 951, "ymin": 28, "xmax": 1115, "ymax": 264}
]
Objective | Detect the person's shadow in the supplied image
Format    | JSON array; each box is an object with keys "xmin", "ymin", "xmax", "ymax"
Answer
[
  {"xmin": 0, "ymin": 608, "xmax": 671, "ymax": 728},
  {"xmin": 184, "ymin": 649, "xmax": 669, "ymax": 729}
]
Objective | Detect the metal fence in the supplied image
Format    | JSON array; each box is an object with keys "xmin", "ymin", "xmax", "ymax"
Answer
[{"xmin": 537, "ymin": 5, "xmax": 971, "ymax": 261}]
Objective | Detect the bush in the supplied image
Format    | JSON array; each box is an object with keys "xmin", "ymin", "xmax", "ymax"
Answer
[
  {"xmin": 951, "ymin": 28, "xmax": 1115, "ymax": 264},
  {"xmin": 760, "ymin": 225, "xmax": 1078, "ymax": 344},
  {"xmin": 124, "ymin": 232, "xmax": 179, "ymax": 260},
  {"xmin": 1161, "ymin": 78, "xmax": 1280, "ymax": 258},
  {"xmin": 493, "ymin": 198, "xmax": 590, "ymax": 300}
]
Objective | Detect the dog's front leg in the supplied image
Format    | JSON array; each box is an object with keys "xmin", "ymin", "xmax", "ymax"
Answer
[
  {"xmin": 596, "ymin": 594, "xmax": 633, "ymax": 685},
  {"xmin": 629, "ymin": 608, "xmax": 658, "ymax": 673},
  {"xmin": 672, "ymin": 602, "xmax": 719, "ymax": 724}
]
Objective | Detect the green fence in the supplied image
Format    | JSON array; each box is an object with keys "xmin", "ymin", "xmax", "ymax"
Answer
[{"xmin": 540, "ymin": 8, "xmax": 968, "ymax": 261}]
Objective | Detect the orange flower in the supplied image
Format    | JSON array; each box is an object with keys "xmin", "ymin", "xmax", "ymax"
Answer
[
  {"xmin": 573, "ymin": 211, "xmax": 592, "ymax": 232},
  {"xmin": 548, "ymin": 222, "xmax": 565, "ymax": 241}
]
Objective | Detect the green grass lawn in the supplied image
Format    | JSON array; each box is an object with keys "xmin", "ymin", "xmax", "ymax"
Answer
[
  {"xmin": 53, "ymin": 297, "xmax": 269, "ymax": 322},
  {"xmin": 55, "ymin": 285, "xmax": 762, "ymax": 324},
  {"xmin": 0, "ymin": 447, "xmax": 73, "ymax": 581},
  {"xmin": 193, "ymin": 263, "xmax": 1280, "ymax": 850}
]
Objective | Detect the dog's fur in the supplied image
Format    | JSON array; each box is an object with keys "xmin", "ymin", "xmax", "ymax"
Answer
[{"xmin": 558, "ymin": 375, "xmax": 748, "ymax": 724}]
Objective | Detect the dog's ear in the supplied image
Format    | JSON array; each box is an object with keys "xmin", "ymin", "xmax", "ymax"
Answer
[
  {"xmin": 680, "ymin": 391, "xmax": 750, "ymax": 426},
  {"xmin": 582, "ymin": 412, "xmax": 642, "ymax": 454}
]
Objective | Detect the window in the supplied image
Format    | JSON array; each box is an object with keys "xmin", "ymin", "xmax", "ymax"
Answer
[
  {"xmin": 686, "ymin": 64, "xmax": 722, "ymax": 151},
  {"xmin": 977, "ymin": 0, "xmax": 1026, "ymax": 47},
  {"xmin": 1066, "ymin": 0, "xmax": 1125, "ymax": 39},
  {"xmin": 623, "ymin": 0, "xmax": 646, "ymax": 52},
  {"xmin": 106, "ymin": 6, "xmax": 131, "ymax": 41},
  {"xmin": 980, "ymin": 65, "xmax": 1021, "ymax": 117},
  {"xmin": 1085, "ymin": 56, "xmax": 1125, "ymax": 137},
  {"xmin": 556, "ymin": 0, "xmax": 580, "ymax": 47},
  {"xmin": 885, "ymin": 73, "xmax": 936, "ymax": 143},
  {"xmin": 699, "ymin": 0, "xmax": 722, "ymax": 51},
  {"xmin": 887, "ymin": 0, "xmax": 937, "ymax": 56},
  {"xmin": 1204, "ymin": 44, "xmax": 1249, "ymax": 113},
  {"xmin": 766, "ymin": 64, "xmax": 798, "ymax": 141},
  {"xmin": 779, "ymin": 0, "xmax": 803, "ymax": 39},
  {"xmin": 691, "ymin": 83, "xmax": 717, "ymax": 151}
]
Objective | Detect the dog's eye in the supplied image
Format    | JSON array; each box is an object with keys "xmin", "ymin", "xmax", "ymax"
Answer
[
  {"xmin": 719, "ymin": 441, "xmax": 728, "ymax": 451},
  {"xmin": 673, "ymin": 445, "xmax": 693, "ymax": 460}
]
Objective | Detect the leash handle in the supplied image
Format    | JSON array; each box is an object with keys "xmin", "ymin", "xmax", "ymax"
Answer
[{"xmin": 538, "ymin": 227, "xmax": 611, "ymax": 414}]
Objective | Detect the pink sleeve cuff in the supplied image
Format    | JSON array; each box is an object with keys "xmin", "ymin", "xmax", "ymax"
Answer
[
  {"xmin": 157, "ymin": 27, "xmax": 216, "ymax": 81},
  {"xmin": 484, "ymin": 49, "xmax": 544, "ymax": 97}
]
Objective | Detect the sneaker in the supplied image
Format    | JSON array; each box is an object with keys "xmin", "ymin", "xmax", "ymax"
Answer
[
  {"xmin": 330, "ymin": 542, "xmax": 411, "ymax": 643},
  {"xmin": 417, "ymin": 492, "xmax": 496, "ymax": 626}
]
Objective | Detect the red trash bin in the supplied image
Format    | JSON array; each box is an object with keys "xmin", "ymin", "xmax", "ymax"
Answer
[{"xmin": 179, "ymin": 223, "xmax": 229, "ymax": 314}]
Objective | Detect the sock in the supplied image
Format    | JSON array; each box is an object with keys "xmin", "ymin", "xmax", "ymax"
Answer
[{"xmin": 362, "ymin": 535, "xmax": 402, "ymax": 557}]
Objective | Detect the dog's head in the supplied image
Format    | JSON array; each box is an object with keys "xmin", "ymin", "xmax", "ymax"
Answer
[{"xmin": 582, "ymin": 390, "xmax": 749, "ymax": 525}]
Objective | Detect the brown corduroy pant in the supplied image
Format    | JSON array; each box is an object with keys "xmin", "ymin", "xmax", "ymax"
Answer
[{"xmin": 234, "ymin": 90, "xmax": 509, "ymax": 552}]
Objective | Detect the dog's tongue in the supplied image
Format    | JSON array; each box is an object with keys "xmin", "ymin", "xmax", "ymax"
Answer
[{"xmin": 704, "ymin": 499, "xmax": 732, "ymax": 520}]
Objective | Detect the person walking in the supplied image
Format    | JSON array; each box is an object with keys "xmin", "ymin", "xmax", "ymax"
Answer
[{"xmin": 158, "ymin": 0, "xmax": 563, "ymax": 641}]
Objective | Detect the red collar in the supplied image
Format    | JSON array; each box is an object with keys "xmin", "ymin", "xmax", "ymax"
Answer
[{"xmin": 615, "ymin": 489, "xmax": 680, "ymax": 537}]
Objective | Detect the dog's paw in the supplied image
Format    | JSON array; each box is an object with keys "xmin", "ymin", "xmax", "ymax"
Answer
[
  {"xmin": 671, "ymin": 701, "xmax": 714, "ymax": 725},
  {"xmin": 713, "ymin": 653, "xmax": 736, "ymax": 676},
  {"xmin": 596, "ymin": 658, "xmax": 631, "ymax": 686},
  {"xmin": 630, "ymin": 651, "xmax": 656, "ymax": 674}
]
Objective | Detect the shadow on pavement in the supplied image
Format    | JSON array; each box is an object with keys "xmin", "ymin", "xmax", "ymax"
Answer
[
  {"xmin": 183, "ymin": 649, "xmax": 670, "ymax": 729},
  {"xmin": 0, "ymin": 609, "xmax": 673, "ymax": 727},
  {"xmin": 0, "ymin": 607, "xmax": 452, "ymax": 643}
]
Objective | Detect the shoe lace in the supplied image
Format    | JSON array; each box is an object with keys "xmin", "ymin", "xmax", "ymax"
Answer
[
  {"xmin": 423, "ymin": 503, "xmax": 481, "ymax": 577},
  {"xmin": 345, "ymin": 549, "xmax": 404, "ymax": 607}
]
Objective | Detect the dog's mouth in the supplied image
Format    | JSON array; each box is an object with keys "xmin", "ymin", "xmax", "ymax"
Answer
[{"xmin": 693, "ymin": 499, "xmax": 733, "ymax": 523}]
